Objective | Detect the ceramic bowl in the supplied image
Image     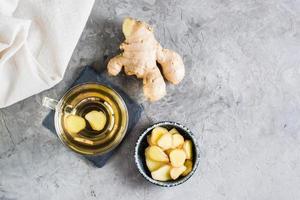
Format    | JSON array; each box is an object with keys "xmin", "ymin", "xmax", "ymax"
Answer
[{"xmin": 134, "ymin": 121, "xmax": 200, "ymax": 187}]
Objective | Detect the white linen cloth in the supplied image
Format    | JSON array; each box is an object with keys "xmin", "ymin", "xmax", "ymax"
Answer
[{"xmin": 0, "ymin": 0, "xmax": 95, "ymax": 108}]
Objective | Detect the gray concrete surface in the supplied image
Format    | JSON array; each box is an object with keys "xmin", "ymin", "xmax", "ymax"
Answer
[{"xmin": 1, "ymin": 0, "xmax": 300, "ymax": 199}]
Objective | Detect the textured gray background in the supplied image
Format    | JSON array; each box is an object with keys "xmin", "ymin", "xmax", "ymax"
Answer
[{"xmin": 1, "ymin": 0, "xmax": 300, "ymax": 199}]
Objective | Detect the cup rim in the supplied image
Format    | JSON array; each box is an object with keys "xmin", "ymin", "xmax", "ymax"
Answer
[
  {"xmin": 134, "ymin": 121, "xmax": 200, "ymax": 187},
  {"xmin": 54, "ymin": 82, "xmax": 129, "ymax": 156}
]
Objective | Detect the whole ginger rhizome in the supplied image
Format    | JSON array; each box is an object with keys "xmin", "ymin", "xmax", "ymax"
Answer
[{"xmin": 108, "ymin": 18, "xmax": 185, "ymax": 101}]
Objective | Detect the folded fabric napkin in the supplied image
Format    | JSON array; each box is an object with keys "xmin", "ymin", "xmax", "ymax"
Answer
[
  {"xmin": 42, "ymin": 66, "xmax": 143, "ymax": 167},
  {"xmin": 0, "ymin": 0, "xmax": 95, "ymax": 108}
]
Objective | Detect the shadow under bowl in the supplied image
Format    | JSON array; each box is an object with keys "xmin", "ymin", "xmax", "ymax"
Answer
[{"xmin": 134, "ymin": 121, "xmax": 200, "ymax": 187}]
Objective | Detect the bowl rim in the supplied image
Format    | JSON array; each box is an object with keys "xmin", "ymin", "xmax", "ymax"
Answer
[{"xmin": 134, "ymin": 121, "xmax": 200, "ymax": 187}]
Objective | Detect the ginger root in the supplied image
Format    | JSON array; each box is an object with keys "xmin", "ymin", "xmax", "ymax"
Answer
[{"xmin": 107, "ymin": 17, "xmax": 185, "ymax": 101}]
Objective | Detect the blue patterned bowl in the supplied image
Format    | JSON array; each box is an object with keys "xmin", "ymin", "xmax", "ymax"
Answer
[{"xmin": 134, "ymin": 121, "xmax": 200, "ymax": 187}]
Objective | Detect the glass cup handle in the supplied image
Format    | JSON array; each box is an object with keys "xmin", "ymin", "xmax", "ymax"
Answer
[{"xmin": 42, "ymin": 97, "xmax": 58, "ymax": 110}]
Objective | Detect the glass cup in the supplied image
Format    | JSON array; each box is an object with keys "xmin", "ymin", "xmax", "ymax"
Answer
[{"xmin": 43, "ymin": 83, "xmax": 128, "ymax": 156}]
